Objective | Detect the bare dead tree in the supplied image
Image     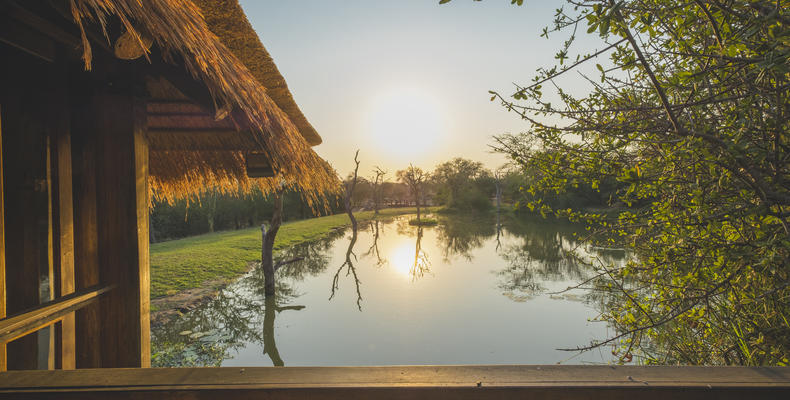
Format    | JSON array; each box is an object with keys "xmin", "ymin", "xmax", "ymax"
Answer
[
  {"xmin": 344, "ymin": 150, "xmax": 360, "ymax": 231},
  {"xmin": 260, "ymin": 187, "xmax": 305, "ymax": 297},
  {"xmin": 329, "ymin": 229, "xmax": 362, "ymax": 311},
  {"xmin": 261, "ymin": 187, "xmax": 284, "ymax": 297},
  {"xmin": 371, "ymin": 166, "xmax": 386, "ymax": 215}
]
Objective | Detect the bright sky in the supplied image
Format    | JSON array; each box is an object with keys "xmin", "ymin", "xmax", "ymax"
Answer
[{"xmin": 239, "ymin": 0, "xmax": 587, "ymax": 177}]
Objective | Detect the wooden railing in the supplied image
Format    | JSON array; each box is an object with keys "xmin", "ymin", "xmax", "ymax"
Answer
[
  {"xmin": 0, "ymin": 285, "xmax": 112, "ymax": 344},
  {"xmin": 0, "ymin": 365, "xmax": 788, "ymax": 399}
]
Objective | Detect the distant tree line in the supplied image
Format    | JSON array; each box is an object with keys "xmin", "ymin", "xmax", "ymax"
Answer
[
  {"xmin": 151, "ymin": 155, "xmax": 609, "ymax": 242},
  {"xmin": 150, "ymin": 188, "xmax": 339, "ymax": 242}
]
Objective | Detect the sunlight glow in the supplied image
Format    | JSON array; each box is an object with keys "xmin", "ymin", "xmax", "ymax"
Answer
[
  {"xmin": 388, "ymin": 242, "xmax": 414, "ymax": 278},
  {"xmin": 366, "ymin": 87, "xmax": 445, "ymax": 158}
]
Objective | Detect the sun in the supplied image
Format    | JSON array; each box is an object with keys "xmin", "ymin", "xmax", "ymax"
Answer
[{"xmin": 366, "ymin": 87, "xmax": 445, "ymax": 158}]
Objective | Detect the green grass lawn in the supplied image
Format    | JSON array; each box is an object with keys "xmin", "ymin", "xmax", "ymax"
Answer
[{"xmin": 150, "ymin": 207, "xmax": 437, "ymax": 299}]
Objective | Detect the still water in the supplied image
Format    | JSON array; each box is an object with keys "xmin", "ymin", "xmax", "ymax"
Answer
[{"xmin": 152, "ymin": 213, "xmax": 626, "ymax": 367}]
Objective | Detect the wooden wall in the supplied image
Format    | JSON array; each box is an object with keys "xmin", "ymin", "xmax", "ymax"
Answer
[
  {"xmin": 0, "ymin": 42, "xmax": 57, "ymax": 370},
  {"xmin": 1, "ymin": 28, "xmax": 150, "ymax": 370}
]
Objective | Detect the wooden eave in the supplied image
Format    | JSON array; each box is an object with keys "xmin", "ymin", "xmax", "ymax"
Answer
[{"xmin": 0, "ymin": 1, "xmax": 276, "ymax": 177}]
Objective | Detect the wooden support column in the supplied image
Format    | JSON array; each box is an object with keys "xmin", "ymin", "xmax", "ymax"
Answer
[
  {"xmin": 44, "ymin": 135, "xmax": 55, "ymax": 371},
  {"xmin": 50, "ymin": 97, "xmax": 75, "ymax": 370},
  {"xmin": 71, "ymin": 107, "xmax": 102, "ymax": 369},
  {"xmin": 0, "ymin": 104, "xmax": 6, "ymax": 372},
  {"xmin": 92, "ymin": 92, "xmax": 150, "ymax": 368},
  {"xmin": 1, "ymin": 80, "xmax": 51, "ymax": 371}
]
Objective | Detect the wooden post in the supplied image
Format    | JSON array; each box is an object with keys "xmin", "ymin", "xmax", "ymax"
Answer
[
  {"xmin": 0, "ymin": 104, "xmax": 6, "ymax": 372},
  {"xmin": 71, "ymin": 88, "xmax": 149, "ymax": 368},
  {"xmin": 1, "ymin": 89, "xmax": 49, "ymax": 371},
  {"xmin": 92, "ymin": 93, "xmax": 150, "ymax": 368},
  {"xmin": 51, "ymin": 109, "xmax": 75, "ymax": 370},
  {"xmin": 45, "ymin": 135, "xmax": 55, "ymax": 370},
  {"xmin": 71, "ymin": 108, "xmax": 101, "ymax": 368}
]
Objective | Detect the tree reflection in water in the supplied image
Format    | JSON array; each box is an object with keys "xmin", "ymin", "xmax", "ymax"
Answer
[
  {"xmin": 497, "ymin": 216, "xmax": 626, "ymax": 300},
  {"xmin": 363, "ymin": 220, "xmax": 387, "ymax": 267},
  {"xmin": 152, "ymin": 214, "xmax": 628, "ymax": 367},
  {"xmin": 329, "ymin": 227, "xmax": 363, "ymax": 310},
  {"xmin": 435, "ymin": 214, "xmax": 495, "ymax": 262},
  {"xmin": 392, "ymin": 218, "xmax": 432, "ymax": 281},
  {"xmin": 409, "ymin": 226, "xmax": 431, "ymax": 281},
  {"xmin": 429, "ymin": 213, "xmax": 626, "ymax": 301},
  {"xmin": 262, "ymin": 296, "xmax": 304, "ymax": 366},
  {"xmin": 151, "ymin": 230, "xmax": 342, "ymax": 367}
]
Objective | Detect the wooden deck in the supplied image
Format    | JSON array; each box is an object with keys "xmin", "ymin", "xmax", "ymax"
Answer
[{"xmin": 0, "ymin": 365, "xmax": 788, "ymax": 399}]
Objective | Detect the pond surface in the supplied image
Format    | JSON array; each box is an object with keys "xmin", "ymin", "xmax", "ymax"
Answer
[{"xmin": 152, "ymin": 213, "xmax": 627, "ymax": 367}]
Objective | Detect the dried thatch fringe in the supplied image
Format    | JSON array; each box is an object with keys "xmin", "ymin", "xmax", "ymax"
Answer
[
  {"xmin": 149, "ymin": 150, "xmax": 338, "ymax": 213},
  {"xmin": 69, "ymin": 0, "xmax": 340, "ymax": 206},
  {"xmin": 192, "ymin": 0, "xmax": 322, "ymax": 146}
]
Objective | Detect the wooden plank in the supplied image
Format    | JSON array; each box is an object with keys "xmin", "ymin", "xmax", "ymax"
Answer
[
  {"xmin": 45, "ymin": 135, "xmax": 54, "ymax": 370},
  {"xmin": 0, "ymin": 387, "xmax": 786, "ymax": 400},
  {"xmin": 0, "ymin": 285, "xmax": 111, "ymax": 344},
  {"xmin": 93, "ymin": 93, "xmax": 150, "ymax": 368},
  {"xmin": 0, "ymin": 68, "xmax": 47, "ymax": 370},
  {"xmin": 0, "ymin": 104, "xmax": 5, "ymax": 372},
  {"xmin": 49, "ymin": 78, "xmax": 75, "ymax": 370},
  {"xmin": 71, "ymin": 99, "xmax": 102, "ymax": 369},
  {"xmin": 133, "ymin": 102, "xmax": 151, "ymax": 369},
  {"xmin": 146, "ymin": 114, "xmax": 235, "ymax": 130},
  {"xmin": 146, "ymin": 101, "xmax": 208, "ymax": 114},
  {"xmin": 0, "ymin": 366, "xmax": 787, "ymax": 400},
  {"xmin": 146, "ymin": 130, "xmax": 255, "ymax": 151}
]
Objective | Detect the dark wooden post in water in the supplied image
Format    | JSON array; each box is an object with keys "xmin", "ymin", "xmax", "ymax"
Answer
[{"xmin": 261, "ymin": 188, "xmax": 283, "ymax": 297}]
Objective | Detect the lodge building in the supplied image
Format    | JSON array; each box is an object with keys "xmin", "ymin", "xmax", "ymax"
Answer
[{"xmin": 0, "ymin": 1, "xmax": 787, "ymax": 398}]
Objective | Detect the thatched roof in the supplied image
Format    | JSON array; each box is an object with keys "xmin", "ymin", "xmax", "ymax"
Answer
[
  {"xmin": 69, "ymin": 0, "xmax": 338, "ymax": 206},
  {"xmin": 193, "ymin": 0, "xmax": 321, "ymax": 146}
]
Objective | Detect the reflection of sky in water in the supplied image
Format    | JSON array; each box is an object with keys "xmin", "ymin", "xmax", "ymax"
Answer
[{"xmin": 153, "ymin": 214, "xmax": 625, "ymax": 367}]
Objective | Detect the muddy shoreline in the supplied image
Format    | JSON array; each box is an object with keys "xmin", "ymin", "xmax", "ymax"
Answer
[{"xmin": 150, "ymin": 262, "xmax": 257, "ymax": 328}]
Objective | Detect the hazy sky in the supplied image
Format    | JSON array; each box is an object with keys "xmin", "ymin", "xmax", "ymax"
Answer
[{"xmin": 239, "ymin": 0, "xmax": 588, "ymax": 176}]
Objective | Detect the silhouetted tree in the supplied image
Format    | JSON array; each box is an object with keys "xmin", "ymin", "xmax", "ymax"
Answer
[
  {"xmin": 371, "ymin": 166, "xmax": 386, "ymax": 215},
  {"xmin": 344, "ymin": 150, "xmax": 361, "ymax": 231},
  {"xmin": 396, "ymin": 165, "xmax": 428, "ymax": 222}
]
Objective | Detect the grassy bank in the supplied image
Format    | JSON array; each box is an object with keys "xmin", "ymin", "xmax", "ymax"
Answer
[{"xmin": 150, "ymin": 207, "xmax": 437, "ymax": 299}]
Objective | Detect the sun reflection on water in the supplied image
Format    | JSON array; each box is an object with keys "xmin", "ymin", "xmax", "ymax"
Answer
[
  {"xmin": 385, "ymin": 235, "xmax": 431, "ymax": 281},
  {"xmin": 387, "ymin": 241, "xmax": 414, "ymax": 278}
]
